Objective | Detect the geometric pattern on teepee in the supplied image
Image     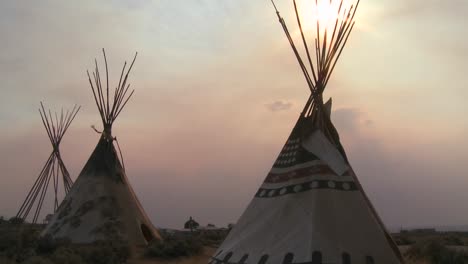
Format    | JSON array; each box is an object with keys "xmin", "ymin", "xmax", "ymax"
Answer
[
  {"xmin": 42, "ymin": 50, "xmax": 161, "ymax": 246},
  {"xmin": 211, "ymin": 117, "xmax": 402, "ymax": 264},
  {"xmin": 211, "ymin": 0, "xmax": 403, "ymax": 263},
  {"xmin": 255, "ymin": 117, "xmax": 358, "ymax": 199},
  {"xmin": 16, "ymin": 102, "xmax": 80, "ymax": 224}
]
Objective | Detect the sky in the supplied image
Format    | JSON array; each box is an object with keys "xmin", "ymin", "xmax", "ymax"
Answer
[{"xmin": 0, "ymin": 0, "xmax": 467, "ymax": 230}]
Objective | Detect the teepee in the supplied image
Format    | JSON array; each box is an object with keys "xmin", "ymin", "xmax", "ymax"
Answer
[
  {"xmin": 17, "ymin": 102, "xmax": 80, "ymax": 224},
  {"xmin": 42, "ymin": 50, "xmax": 161, "ymax": 246},
  {"xmin": 211, "ymin": 1, "xmax": 403, "ymax": 263}
]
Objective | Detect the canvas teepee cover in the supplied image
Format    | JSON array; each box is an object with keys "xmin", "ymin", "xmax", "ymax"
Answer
[
  {"xmin": 211, "ymin": 1, "xmax": 403, "ymax": 263},
  {"xmin": 42, "ymin": 51, "xmax": 161, "ymax": 246}
]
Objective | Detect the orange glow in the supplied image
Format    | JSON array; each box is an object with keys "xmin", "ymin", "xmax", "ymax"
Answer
[{"xmin": 296, "ymin": 0, "xmax": 356, "ymax": 37}]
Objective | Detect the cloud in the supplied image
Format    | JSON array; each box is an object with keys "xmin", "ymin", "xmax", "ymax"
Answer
[
  {"xmin": 364, "ymin": 119, "xmax": 374, "ymax": 126},
  {"xmin": 328, "ymin": 106, "xmax": 468, "ymax": 229},
  {"xmin": 332, "ymin": 108, "xmax": 374, "ymax": 133},
  {"xmin": 373, "ymin": 0, "xmax": 467, "ymax": 22},
  {"xmin": 265, "ymin": 100, "xmax": 293, "ymax": 112}
]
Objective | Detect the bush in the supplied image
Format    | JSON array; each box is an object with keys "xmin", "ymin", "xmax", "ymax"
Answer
[
  {"xmin": 405, "ymin": 240, "xmax": 468, "ymax": 264},
  {"xmin": 78, "ymin": 240, "xmax": 130, "ymax": 264},
  {"xmin": 36, "ymin": 235, "xmax": 58, "ymax": 255},
  {"xmin": 0, "ymin": 257, "xmax": 15, "ymax": 264},
  {"xmin": 0, "ymin": 221, "xmax": 130, "ymax": 264},
  {"xmin": 22, "ymin": 256, "xmax": 54, "ymax": 264},
  {"xmin": 35, "ymin": 235, "xmax": 71, "ymax": 255},
  {"xmin": 50, "ymin": 247, "xmax": 85, "ymax": 264},
  {"xmin": 0, "ymin": 223, "xmax": 40, "ymax": 262},
  {"xmin": 0, "ymin": 225, "xmax": 19, "ymax": 252},
  {"xmin": 20, "ymin": 226, "xmax": 41, "ymax": 248},
  {"xmin": 32, "ymin": 239, "xmax": 128, "ymax": 264},
  {"xmin": 9, "ymin": 217, "xmax": 24, "ymax": 225},
  {"xmin": 145, "ymin": 236, "xmax": 202, "ymax": 259},
  {"xmin": 444, "ymin": 235, "xmax": 464, "ymax": 246},
  {"xmin": 393, "ymin": 234, "xmax": 413, "ymax": 245}
]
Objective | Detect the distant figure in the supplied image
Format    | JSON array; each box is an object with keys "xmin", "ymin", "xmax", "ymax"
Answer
[{"xmin": 184, "ymin": 216, "xmax": 200, "ymax": 232}]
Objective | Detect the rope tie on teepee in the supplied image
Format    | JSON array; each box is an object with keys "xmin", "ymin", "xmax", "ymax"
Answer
[
  {"xmin": 91, "ymin": 125, "xmax": 102, "ymax": 134},
  {"xmin": 114, "ymin": 137, "xmax": 126, "ymax": 173}
]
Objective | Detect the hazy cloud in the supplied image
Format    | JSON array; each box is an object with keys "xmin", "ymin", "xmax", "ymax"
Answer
[
  {"xmin": 332, "ymin": 108, "xmax": 374, "ymax": 133},
  {"xmin": 265, "ymin": 100, "xmax": 294, "ymax": 112}
]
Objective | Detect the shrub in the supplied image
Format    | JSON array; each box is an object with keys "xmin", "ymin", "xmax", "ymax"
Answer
[
  {"xmin": 50, "ymin": 247, "xmax": 85, "ymax": 264},
  {"xmin": 36, "ymin": 235, "xmax": 71, "ymax": 256},
  {"xmin": 19, "ymin": 226, "xmax": 41, "ymax": 248},
  {"xmin": 0, "ymin": 221, "xmax": 129, "ymax": 264},
  {"xmin": 0, "ymin": 225, "xmax": 19, "ymax": 252},
  {"xmin": 145, "ymin": 236, "xmax": 202, "ymax": 259},
  {"xmin": 22, "ymin": 256, "xmax": 54, "ymax": 264},
  {"xmin": 0, "ymin": 223, "xmax": 40, "ymax": 262},
  {"xmin": 8, "ymin": 217, "xmax": 24, "ymax": 225},
  {"xmin": 78, "ymin": 240, "xmax": 130, "ymax": 264},
  {"xmin": 200, "ymin": 230, "xmax": 229, "ymax": 246},
  {"xmin": 0, "ymin": 256, "xmax": 15, "ymax": 264},
  {"xmin": 36, "ymin": 235, "xmax": 56, "ymax": 255},
  {"xmin": 444, "ymin": 235, "xmax": 464, "ymax": 246},
  {"xmin": 393, "ymin": 234, "xmax": 413, "ymax": 245},
  {"xmin": 405, "ymin": 240, "xmax": 468, "ymax": 264}
]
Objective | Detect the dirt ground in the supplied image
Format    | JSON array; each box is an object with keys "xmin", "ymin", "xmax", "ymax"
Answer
[{"xmin": 127, "ymin": 247, "xmax": 216, "ymax": 264}]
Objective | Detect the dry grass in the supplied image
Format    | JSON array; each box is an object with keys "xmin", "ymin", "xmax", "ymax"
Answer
[
  {"xmin": 404, "ymin": 260, "xmax": 430, "ymax": 264},
  {"xmin": 128, "ymin": 247, "xmax": 215, "ymax": 264}
]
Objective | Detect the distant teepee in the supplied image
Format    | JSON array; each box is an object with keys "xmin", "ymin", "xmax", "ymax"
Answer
[
  {"xmin": 42, "ymin": 50, "xmax": 161, "ymax": 246},
  {"xmin": 211, "ymin": 1, "xmax": 403, "ymax": 263},
  {"xmin": 17, "ymin": 102, "xmax": 80, "ymax": 224}
]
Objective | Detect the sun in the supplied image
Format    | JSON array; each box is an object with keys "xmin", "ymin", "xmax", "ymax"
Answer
[
  {"xmin": 296, "ymin": 0, "xmax": 356, "ymax": 35},
  {"xmin": 316, "ymin": 1, "xmax": 340, "ymax": 25}
]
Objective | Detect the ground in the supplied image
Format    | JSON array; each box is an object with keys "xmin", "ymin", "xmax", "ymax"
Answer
[
  {"xmin": 128, "ymin": 247, "xmax": 215, "ymax": 264},
  {"xmin": 1, "ymin": 218, "xmax": 468, "ymax": 264}
]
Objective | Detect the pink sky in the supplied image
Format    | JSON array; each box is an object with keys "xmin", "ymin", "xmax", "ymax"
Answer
[{"xmin": 0, "ymin": 0, "xmax": 467, "ymax": 229}]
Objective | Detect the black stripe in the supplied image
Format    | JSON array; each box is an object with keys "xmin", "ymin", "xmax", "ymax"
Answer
[
  {"xmin": 255, "ymin": 180, "xmax": 357, "ymax": 198},
  {"xmin": 211, "ymin": 251, "xmax": 374, "ymax": 264}
]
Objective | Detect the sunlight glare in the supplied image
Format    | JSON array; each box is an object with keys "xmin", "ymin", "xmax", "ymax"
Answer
[{"xmin": 297, "ymin": 0, "xmax": 356, "ymax": 36}]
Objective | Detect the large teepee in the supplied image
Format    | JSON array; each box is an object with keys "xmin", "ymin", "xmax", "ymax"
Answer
[
  {"xmin": 211, "ymin": 1, "xmax": 403, "ymax": 263},
  {"xmin": 17, "ymin": 102, "xmax": 80, "ymax": 224},
  {"xmin": 42, "ymin": 50, "xmax": 161, "ymax": 246}
]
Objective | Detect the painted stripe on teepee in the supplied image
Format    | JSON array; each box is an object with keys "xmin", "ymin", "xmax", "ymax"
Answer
[{"xmin": 255, "ymin": 179, "xmax": 357, "ymax": 198}]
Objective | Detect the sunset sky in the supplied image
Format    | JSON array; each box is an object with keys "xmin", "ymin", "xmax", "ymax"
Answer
[{"xmin": 0, "ymin": 0, "xmax": 467, "ymax": 230}]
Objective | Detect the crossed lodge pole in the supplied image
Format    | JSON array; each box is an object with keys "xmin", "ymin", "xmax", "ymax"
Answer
[{"xmin": 16, "ymin": 102, "xmax": 80, "ymax": 224}]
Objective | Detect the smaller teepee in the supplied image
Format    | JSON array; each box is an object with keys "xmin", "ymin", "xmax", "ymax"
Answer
[
  {"xmin": 17, "ymin": 102, "xmax": 80, "ymax": 224},
  {"xmin": 42, "ymin": 50, "xmax": 161, "ymax": 246}
]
